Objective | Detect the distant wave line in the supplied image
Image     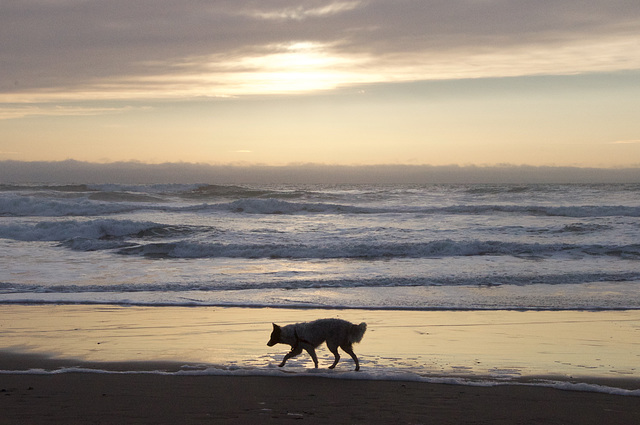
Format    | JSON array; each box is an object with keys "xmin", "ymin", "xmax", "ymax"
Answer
[
  {"xmin": 0, "ymin": 299, "xmax": 638, "ymax": 312},
  {"xmin": 3, "ymin": 196, "xmax": 640, "ymax": 217}
]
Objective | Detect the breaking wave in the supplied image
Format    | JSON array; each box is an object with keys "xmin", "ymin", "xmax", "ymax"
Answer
[
  {"xmin": 3, "ymin": 194, "xmax": 640, "ymax": 217},
  {"xmin": 0, "ymin": 219, "xmax": 204, "ymax": 243},
  {"xmin": 1, "ymin": 218, "xmax": 638, "ymax": 260},
  {"xmin": 2, "ymin": 271, "xmax": 639, "ymax": 295},
  {"xmin": 112, "ymin": 240, "xmax": 640, "ymax": 260}
]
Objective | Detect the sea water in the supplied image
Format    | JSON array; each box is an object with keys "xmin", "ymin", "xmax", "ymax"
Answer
[
  {"xmin": 1, "ymin": 183, "xmax": 639, "ymax": 393},
  {"xmin": 1, "ymin": 183, "xmax": 639, "ymax": 309}
]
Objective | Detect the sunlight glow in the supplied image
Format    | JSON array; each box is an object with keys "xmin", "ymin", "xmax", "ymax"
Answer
[
  {"xmin": 2, "ymin": 34, "xmax": 640, "ymax": 104},
  {"xmin": 612, "ymin": 139, "xmax": 640, "ymax": 144},
  {"xmin": 230, "ymin": 42, "xmax": 376, "ymax": 93}
]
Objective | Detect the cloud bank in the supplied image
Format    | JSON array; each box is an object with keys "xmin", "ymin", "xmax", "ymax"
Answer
[
  {"xmin": 2, "ymin": 160, "xmax": 639, "ymax": 184},
  {"xmin": 2, "ymin": 0, "xmax": 640, "ymax": 101}
]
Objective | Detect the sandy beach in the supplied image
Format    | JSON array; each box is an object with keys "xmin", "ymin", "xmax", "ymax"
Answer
[
  {"xmin": 1, "ymin": 305, "xmax": 639, "ymax": 423},
  {"xmin": 2, "ymin": 305, "xmax": 639, "ymax": 381},
  {"xmin": 1, "ymin": 371, "xmax": 639, "ymax": 424}
]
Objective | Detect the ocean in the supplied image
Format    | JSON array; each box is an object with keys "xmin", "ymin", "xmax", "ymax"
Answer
[
  {"xmin": 1, "ymin": 183, "xmax": 639, "ymax": 393},
  {"xmin": 1, "ymin": 183, "xmax": 639, "ymax": 310}
]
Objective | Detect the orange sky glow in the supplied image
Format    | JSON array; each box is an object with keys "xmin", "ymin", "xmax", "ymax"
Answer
[{"xmin": 1, "ymin": 1, "xmax": 640, "ymax": 179}]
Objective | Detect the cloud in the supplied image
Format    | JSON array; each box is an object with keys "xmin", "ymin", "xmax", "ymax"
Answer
[
  {"xmin": 2, "ymin": 1, "xmax": 640, "ymax": 101},
  {"xmin": 611, "ymin": 139, "xmax": 640, "ymax": 144},
  {"xmin": 0, "ymin": 104, "xmax": 149, "ymax": 120},
  {"xmin": 1, "ymin": 160, "xmax": 639, "ymax": 184},
  {"xmin": 246, "ymin": 1, "xmax": 363, "ymax": 21}
]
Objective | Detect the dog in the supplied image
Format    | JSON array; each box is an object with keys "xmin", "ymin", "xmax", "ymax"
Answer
[{"xmin": 267, "ymin": 318, "xmax": 367, "ymax": 371}]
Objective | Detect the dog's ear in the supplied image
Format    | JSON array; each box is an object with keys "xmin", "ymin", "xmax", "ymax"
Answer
[{"xmin": 267, "ymin": 323, "xmax": 281, "ymax": 346}]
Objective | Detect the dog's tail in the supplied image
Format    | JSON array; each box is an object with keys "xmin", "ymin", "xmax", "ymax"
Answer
[{"xmin": 349, "ymin": 322, "xmax": 367, "ymax": 344}]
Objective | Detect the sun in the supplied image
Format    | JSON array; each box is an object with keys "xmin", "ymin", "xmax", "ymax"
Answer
[{"xmin": 230, "ymin": 42, "xmax": 375, "ymax": 94}]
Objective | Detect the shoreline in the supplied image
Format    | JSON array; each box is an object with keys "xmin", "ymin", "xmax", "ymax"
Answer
[
  {"xmin": 2, "ymin": 349, "xmax": 639, "ymax": 392},
  {"xmin": 3, "ymin": 299, "xmax": 640, "ymax": 311},
  {"xmin": 2, "ymin": 305, "xmax": 638, "ymax": 389},
  {"xmin": 3, "ymin": 281, "xmax": 639, "ymax": 311},
  {"xmin": 2, "ymin": 304, "xmax": 639, "ymax": 423}
]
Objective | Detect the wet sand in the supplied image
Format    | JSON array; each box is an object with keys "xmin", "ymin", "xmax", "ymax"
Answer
[
  {"xmin": 1, "ymin": 371, "xmax": 639, "ymax": 425},
  {"xmin": 2, "ymin": 305, "xmax": 638, "ymax": 382},
  {"xmin": 1, "ymin": 304, "xmax": 639, "ymax": 423}
]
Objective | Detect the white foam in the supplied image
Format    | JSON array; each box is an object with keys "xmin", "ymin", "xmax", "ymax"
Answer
[
  {"xmin": 3, "ymin": 215, "xmax": 639, "ymax": 261},
  {"xmin": 0, "ymin": 194, "xmax": 139, "ymax": 217},
  {"xmin": 0, "ymin": 219, "xmax": 171, "ymax": 242},
  {"xmin": 2, "ymin": 366, "xmax": 638, "ymax": 396}
]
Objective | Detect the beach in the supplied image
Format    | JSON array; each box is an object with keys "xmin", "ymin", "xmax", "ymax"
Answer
[
  {"xmin": 1, "ymin": 184, "xmax": 640, "ymax": 422},
  {"xmin": 2, "ymin": 305, "xmax": 639, "ymax": 382},
  {"xmin": 1, "ymin": 305, "xmax": 639, "ymax": 424},
  {"xmin": 2, "ymin": 372, "xmax": 639, "ymax": 425}
]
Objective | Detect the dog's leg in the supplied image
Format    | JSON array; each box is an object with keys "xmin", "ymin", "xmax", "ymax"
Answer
[
  {"xmin": 341, "ymin": 344, "xmax": 360, "ymax": 371},
  {"xmin": 279, "ymin": 346, "xmax": 303, "ymax": 367},
  {"xmin": 327, "ymin": 342, "xmax": 340, "ymax": 369},
  {"xmin": 302, "ymin": 346, "xmax": 319, "ymax": 368}
]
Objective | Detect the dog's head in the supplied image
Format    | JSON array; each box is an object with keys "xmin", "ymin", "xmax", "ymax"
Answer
[{"xmin": 267, "ymin": 323, "xmax": 281, "ymax": 346}]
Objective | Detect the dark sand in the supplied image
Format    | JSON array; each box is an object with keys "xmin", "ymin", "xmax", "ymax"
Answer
[{"xmin": 1, "ymin": 373, "xmax": 639, "ymax": 425}]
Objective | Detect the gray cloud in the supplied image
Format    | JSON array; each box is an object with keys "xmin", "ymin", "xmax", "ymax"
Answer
[
  {"xmin": 2, "ymin": 1, "xmax": 640, "ymax": 97},
  {"xmin": 1, "ymin": 160, "xmax": 639, "ymax": 184}
]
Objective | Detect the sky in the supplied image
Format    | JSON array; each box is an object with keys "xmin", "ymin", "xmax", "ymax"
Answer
[{"xmin": 2, "ymin": 1, "xmax": 640, "ymax": 182}]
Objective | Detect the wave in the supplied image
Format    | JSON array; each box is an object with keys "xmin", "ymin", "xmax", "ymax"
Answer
[
  {"xmin": 0, "ymin": 194, "xmax": 141, "ymax": 216},
  {"xmin": 3, "ymin": 191, "xmax": 640, "ymax": 217},
  {"xmin": 197, "ymin": 201, "xmax": 640, "ymax": 217},
  {"xmin": 2, "ymin": 366, "xmax": 638, "ymax": 396},
  {"xmin": 178, "ymin": 184, "xmax": 315, "ymax": 200},
  {"xmin": 0, "ymin": 183, "xmax": 95, "ymax": 193},
  {"xmin": 553, "ymin": 223, "xmax": 614, "ymax": 233},
  {"xmin": 0, "ymin": 193, "xmax": 369, "ymax": 217},
  {"xmin": 464, "ymin": 185, "xmax": 540, "ymax": 195},
  {"xmin": 86, "ymin": 192, "xmax": 165, "ymax": 203},
  {"xmin": 86, "ymin": 183, "xmax": 311, "ymax": 200},
  {"xmin": 112, "ymin": 240, "xmax": 640, "ymax": 260},
  {"xmin": 0, "ymin": 183, "xmax": 205, "ymax": 194},
  {"xmin": 0, "ymin": 219, "xmax": 204, "ymax": 243},
  {"xmin": 463, "ymin": 183, "xmax": 640, "ymax": 195},
  {"xmin": 2, "ymin": 271, "xmax": 639, "ymax": 295},
  {"xmin": 0, "ymin": 182, "xmax": 311, "ymax": 200},
  {"xmin": 220, "ymin": 198, "xmax": 376, "ymax": 214},
  {"xmin": 1, "ymin": 218, "xmax": 638, "ymax": 259},
  {"xmin": 438, "ymin": 204, "xmax": 640, "ymax": 217}
]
